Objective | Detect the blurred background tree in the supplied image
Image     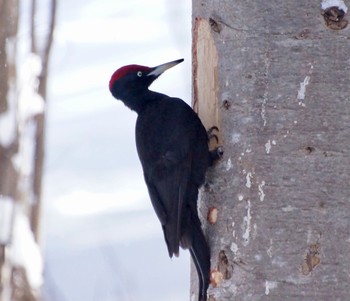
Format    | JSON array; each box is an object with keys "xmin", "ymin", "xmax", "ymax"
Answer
[{"xmin": 0, "ymin": 0, "xmax": 56, "ymax": 300}]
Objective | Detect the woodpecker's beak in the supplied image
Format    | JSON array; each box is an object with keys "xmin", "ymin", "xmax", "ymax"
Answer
[{"xmin": 147, "ymin": 59, "xmax": 184, "ymax": 77}]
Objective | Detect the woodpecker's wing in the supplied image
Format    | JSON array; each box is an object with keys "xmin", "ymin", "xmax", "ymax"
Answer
[
  {"xmin": 135, "ymin": 95, "xmax": 211, "ymax": 300},
  {"xmin": 143, "ymin": 152, "xmax": 191, "ymax": 257},
  {"xmin": 135, "ymin": 96, "xmax": 206, "ymax": 257}
]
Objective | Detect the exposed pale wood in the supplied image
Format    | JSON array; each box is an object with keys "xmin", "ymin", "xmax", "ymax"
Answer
[{"xmin": 193, "ymin": 17, "xmax": 221, "ymax": 149}]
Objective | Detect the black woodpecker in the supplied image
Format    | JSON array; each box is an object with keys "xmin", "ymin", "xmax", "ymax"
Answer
[{"xmin": 109, "ymin": 59, "xmax": 220, "ymax": 301}]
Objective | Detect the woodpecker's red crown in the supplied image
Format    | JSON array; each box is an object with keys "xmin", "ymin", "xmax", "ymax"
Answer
[
  {"xmin": 109, "ymin": 59, "xmax": 184, "ymax": 92},
  {"xmin": 109, "ymin": 65, "xmax": 151, "ymax": 91}
]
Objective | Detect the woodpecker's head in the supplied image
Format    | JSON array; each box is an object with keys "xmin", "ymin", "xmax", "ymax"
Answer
[{"xmin": 109, "ymin": 59, "xmax": 184, "ymax": 103}]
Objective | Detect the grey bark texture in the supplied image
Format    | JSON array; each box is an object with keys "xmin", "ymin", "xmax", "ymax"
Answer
[
  {"xmin": 192, "ymin": 1, "xmax": 350, "ymax": 301},
  {"xmin": 0, "ymin": 0, "xmax": 55, "ymax": 300}
]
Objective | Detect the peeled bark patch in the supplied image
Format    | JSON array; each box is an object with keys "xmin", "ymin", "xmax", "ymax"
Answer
[{"xmin": 192, "ymin": 17, "xmax": 221, "ymax": 149}]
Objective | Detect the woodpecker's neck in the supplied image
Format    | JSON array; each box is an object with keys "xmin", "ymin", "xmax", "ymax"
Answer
[{"xmin": 114, "ymin": 87, "xmax": 161, "ymax": 114}]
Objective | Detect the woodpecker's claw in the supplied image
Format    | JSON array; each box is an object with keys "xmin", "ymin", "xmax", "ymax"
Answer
[
  {"xmin": 207, "ymin": 126, "xmax": 219, "ymax": 143},
  {"xmin": 210, "ymin": 146, "xmax": 224, "ymax": 165},
  {"xmin": 207, "ymin": 126, "xmax": 223, "ymax": 166},
  {"xmin": 207, "ymin": 126, "xmax": 219, "ymax": 135}
]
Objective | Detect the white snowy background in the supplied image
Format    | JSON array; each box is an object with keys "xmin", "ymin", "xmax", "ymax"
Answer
[{"xmin": 40, "ymin": 0, "xmax": 192, "ymax": 300}]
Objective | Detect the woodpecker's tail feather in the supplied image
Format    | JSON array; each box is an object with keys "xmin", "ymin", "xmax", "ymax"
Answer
[
  {"xmin": 159, "ymin": 165, "xmax": 191, "ymax": 258},
  {"xmin": 189, "ymin": 214, "xmax": 210, "ymax": 301}
]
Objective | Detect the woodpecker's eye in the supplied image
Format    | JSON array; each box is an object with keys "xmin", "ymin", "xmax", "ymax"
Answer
[{"xmin": 137, "ymin": 71, "xmax": 142, "ymax": 77}]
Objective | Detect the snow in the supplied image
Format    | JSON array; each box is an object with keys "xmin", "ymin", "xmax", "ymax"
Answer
[
  {"xmin": 230, "ymin": 242, "xmax": 238, "ymax": 255},
  {"xmin": 225, "ymin": 157, "xmax": 233, "ymax": 171},
  {"xmin": 267, "ymin": 239, "xmax": 274, "ymax": 258},
  {"xmin": 18, "ymin": 53, "xmax": 45, "ymax": 122},
  {"xmin": 0, "ymin": 16, "xmax": 45, "ymax": 295},
  {"xmin": 245, "ymin": 171, "xmax": 253, "ymax": 188},
  {"xmin": 265, "ymin": 139, "xmax": 272, "ymax": 154},
  {"xmin": 9, "ymin": 211, "xmax": 43, "ymax": 289},
  {"xmin": 321, "ymin": 0, "xmax": 348, "ymax": 12},
  {"xmin": 0, "ymin": 54, "xmax": 42, "ymax": 154},
  {"xmin": 297, "ymin": 76, "xmax": 310, "ymax": 105},
  {"xmin": 11, "ymin": 53, "xmax": 45, "ymax": 205},
  {"xmin": 16, "ymin": 120, "xmax": 37, "ymax": 177},
  {"xmin": 242, "ymin": 200, "xmax": 252, "ymax": 246},
  {"xmin": 282, "ymin": 205, "xmax": 297, "ymax": 212},
  {"xmin": 258, "ymin": 181, "xmax": 266, "ymax": 202},
  {"xmin": 261, "ymin": 96, "xmax": 267, "ymax": 127},
  {"xmin": 265, "ymin": 280, "xmax": 278, "ymax": 295},
  {"xmin": 231, "ymin": 132, "xmax": 241, "ymax": 144}
]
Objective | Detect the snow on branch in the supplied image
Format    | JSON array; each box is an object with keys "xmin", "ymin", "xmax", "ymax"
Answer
[{"xmin": 9, "ymin": 211, "xmax": 43, "ymax": 289}]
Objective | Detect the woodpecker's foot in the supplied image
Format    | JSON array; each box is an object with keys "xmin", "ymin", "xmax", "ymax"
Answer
[
  {"xmin": 207, "ymin": 126, "xmax": 219, "ymax": 144},
  {"xmin": 209, "ymin": 146, "xmax": 224, "ymax": 166}
]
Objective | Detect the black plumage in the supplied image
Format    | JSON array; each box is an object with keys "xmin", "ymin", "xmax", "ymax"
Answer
[{"xmin": 109, "ymin": 59, "xmax": 213, "ymax": 301}]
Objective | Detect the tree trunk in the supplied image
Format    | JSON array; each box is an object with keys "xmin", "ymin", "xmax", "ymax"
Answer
[
  {"xmin": 0, "ymin": 0, "xmax": 56, "ymax": 300},
  {"xmin": 192, "ymin": 1, "xmax": 350, "ymax": 300}
]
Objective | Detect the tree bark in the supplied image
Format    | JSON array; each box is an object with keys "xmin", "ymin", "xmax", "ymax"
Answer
[
  {"xmin": 0, "ymin": 0, "xmax": 20, "ymax": 299},
  {"xmin": 0, "ymin": 0, "xmax": 56, "ymax": 299},
  {"xmin": 0, "ymin": 0, "xmax": 19, "ymax": 197},
  {"xmin": 192, "ymin": 1, "xmax": 350, "ymax": 300}
]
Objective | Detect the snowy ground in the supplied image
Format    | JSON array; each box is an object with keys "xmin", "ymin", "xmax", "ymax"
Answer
[{"xmin": 41, "ymin": 0, "xmax": 192, "ymax": 300}]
